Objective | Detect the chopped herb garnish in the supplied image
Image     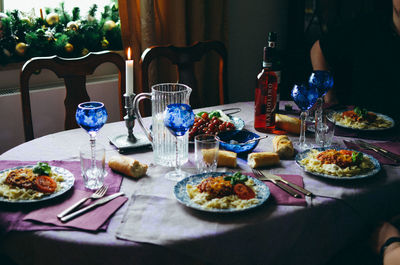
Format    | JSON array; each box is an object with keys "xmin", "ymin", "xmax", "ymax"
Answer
[
  {"xmin": 224, "ymin": 172, "xmax": 248, "ymax": 185},
  {"xmin": 209, "ymin": 110, "xmax": 222, "ymax": 119},
  {"xmin": 33, "ymin": 162, "xmax": 51, "ymax": 176},
  {"xmin": 354, "ymin": 107, "xmax": 368, "ymax": 118},
  {"xmin": 352, "ymin": 152, "xmax": 363, "ymax": 164}
]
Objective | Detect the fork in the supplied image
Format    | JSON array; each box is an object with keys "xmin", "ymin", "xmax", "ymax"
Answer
[
  {"xmin": 57, "ymin": 185, "xmax": 108, "ymax": 219},
  {"xmin": 252, "ymin": 169, "xmax": 301, "ymax": 198}
]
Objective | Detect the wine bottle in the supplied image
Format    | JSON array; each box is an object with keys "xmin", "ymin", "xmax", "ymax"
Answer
[
  {"xmin": 254, "ymin": 44, "xmax": 278, "ymax": 133},
  {"xmin": 268, "ymin": 32, "xmax": 282, "ymax": 113}
]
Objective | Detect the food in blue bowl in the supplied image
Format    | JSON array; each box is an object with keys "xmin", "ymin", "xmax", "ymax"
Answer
[{"xmin": 216, "ymin": 130, "xmax": 260, "ymax": 153}]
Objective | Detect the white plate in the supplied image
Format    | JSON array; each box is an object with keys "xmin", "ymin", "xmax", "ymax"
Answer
[
  {"xmin": 0, "ymin": 165, "xmax": 75, "ymax": 203},
  {"xmin": 295, "ymin": 147, "xmax": 381, "ymax": 180},
  {"xmin": 174, "ymin": 172, "xmax": 270, "ymax": 213},
  {"xmin": 329, "ymin": 111, "xmax": 395, "ymax": 131}
]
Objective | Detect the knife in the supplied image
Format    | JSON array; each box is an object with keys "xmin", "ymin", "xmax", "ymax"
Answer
[
  {"xmin": 259, "ymin": 173, "xmax": 313, "ymax": 196},
  {"xmin": 60, "ymin": 192, "xmax": 124, "ymax": 222},
  {"xmin": 355, "ymin": 140, "xmax": 400, "ymax": 163}
]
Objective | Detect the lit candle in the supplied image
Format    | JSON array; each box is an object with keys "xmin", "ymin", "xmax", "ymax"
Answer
[{"xmin": 126, "ymin": 47, "xmax": 134, "ymax": 95}]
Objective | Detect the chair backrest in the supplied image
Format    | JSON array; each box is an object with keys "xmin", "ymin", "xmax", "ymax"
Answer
[
  {"xmin": 140, "ymin": 40, "xmax": 228, "ymax": 109},
  {"xmin": 20, "ymin": 50, "xmax": 125, "ymax": 141}
]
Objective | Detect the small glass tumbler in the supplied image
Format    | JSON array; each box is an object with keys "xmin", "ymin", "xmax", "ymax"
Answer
[
  {"xmin": 80, "ymin": 143, "xmax": 106, "ymax": 190},
  {"xmin": 315, "ymin": 111, "xmax": 336, "ymax": 147},
  {"xmin": 195, "ymin": 134, "xmax": 219, "ymax": 174}
]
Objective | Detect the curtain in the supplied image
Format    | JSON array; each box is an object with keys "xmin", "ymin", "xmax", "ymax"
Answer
[{"xmin": 118, "ymin": 0, "xmax": 227, "ymax": 108}]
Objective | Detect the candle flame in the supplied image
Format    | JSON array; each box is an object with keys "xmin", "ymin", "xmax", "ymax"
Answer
[{"xmin": 127, "ymin": 47, "xmax": 132, "ymax": 60}]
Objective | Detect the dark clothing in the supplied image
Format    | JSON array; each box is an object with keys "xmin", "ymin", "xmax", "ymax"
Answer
[{"xmin": 319, "ymin": 12, "xmax": 400, "ymax": 122}]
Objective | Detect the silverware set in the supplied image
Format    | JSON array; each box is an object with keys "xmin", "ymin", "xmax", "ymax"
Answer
[
  {"xmin": 252, "ymin": 169, "xmax": 313, "ymax": 198},
  {"xmin": 57, "ymin": 185, "xmax": 124, "ymax": 222},
  {"xmin": 352, "ymin": 140, "xmax": 400, "ymax": 163}
]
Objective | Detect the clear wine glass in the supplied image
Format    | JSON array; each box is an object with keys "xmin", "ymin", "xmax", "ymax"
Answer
[
  {"xmin": 291, "ymin": 84, "xmax": 319, "ymax": 150},
  {"xmin": 76, "ymin": 101, "xmax": 108, "ymax": 183},
  {"xmin": 308, "ymin": 70, "xmax": 334, "ymax": 128},
  {"xmin": 163, "ymin": 103, "xmax": 195, "ymax": 181}
]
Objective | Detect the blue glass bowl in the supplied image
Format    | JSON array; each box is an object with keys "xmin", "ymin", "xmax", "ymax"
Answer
[{"xmin": 216, "ymin": 130, "xmax": 260, "ymax": 153}]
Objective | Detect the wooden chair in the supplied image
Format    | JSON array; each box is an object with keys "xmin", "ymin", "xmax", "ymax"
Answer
[
  {"xmin": 20, "ymin": 50, "xmax": 126, "ymax": 141},
  {"xmin": 140, "ymin": 40, "xmax": 228, "ymax": 111}
]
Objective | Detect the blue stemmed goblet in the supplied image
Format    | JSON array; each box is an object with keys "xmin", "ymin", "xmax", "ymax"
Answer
[
  {"xmin": 163, "ymin": 103, "xmax": 195, "ymax": 181},
  {"xmin": 291, "ymin": 84, "xmax": 319, "ymax": 150},
  {"xmin": 308, "ymin": 71, "xmax": 334, "ymax": 126},
  {"xmin": 76, "ymin": 102, "xmax": 108, "ymax": 186}
]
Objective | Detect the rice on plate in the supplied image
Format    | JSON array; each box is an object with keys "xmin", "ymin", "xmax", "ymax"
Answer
[
  {"xmin": 299, "ymin": 149, "xmax": 375, "ymax": 177},
  {"xmin": 333, "ymin": 107, "xmax": 393, "ymax": 130},
  {"xmin": 0, "ymin": 163, "xmax": 65, "ymax": 201}
]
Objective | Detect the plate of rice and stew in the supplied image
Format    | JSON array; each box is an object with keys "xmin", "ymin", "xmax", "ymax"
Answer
[
  {"xmin": 295, "ymin": 147, "xmax": 381, "ymax": 180},
  {"xmin": 174, "ymin": 172, "xmax": 270, "ymax": 213}
]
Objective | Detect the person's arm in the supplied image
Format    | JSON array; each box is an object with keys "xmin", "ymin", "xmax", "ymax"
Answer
[
  {"xmin": 310, "ymin": 40, "xmax": 338, "ymax": 105},
  {"xmin": 371, "ymin": 222, "xmax": 400, "ymax": 265},
  {"xmin": 310, "ymin": 40, "xmax": 328, "ymax": 71}
]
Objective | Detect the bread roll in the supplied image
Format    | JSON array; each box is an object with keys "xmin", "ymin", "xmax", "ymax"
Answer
[
  {"xmin": 273, "ymin": 135, "xmax": 294, "ymax": 159},
  {"xmin": 108, "ymin": 155, "xmax": 148, "ymax": 178},
  {"xmin": 201, "ymin": 148, "xmax": 219, "ymax": 164},
  {"xmin": 247, "ymin": 152, "xmax": 280, "ymax": 168},
  {"xmin": 217, "ymin": 150, "xmax": 237, "ymax": 168},
  {"xmin": 275, "ymin": 114, "xmax": 301, "ymax": 135},
  {"xmin": 202, "ymin": 149, "xmax": 237, "ymax": 168}
]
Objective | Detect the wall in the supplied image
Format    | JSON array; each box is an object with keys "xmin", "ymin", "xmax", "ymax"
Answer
[
  {"xmin": 1, "ymin": 0, "xmax": 290, "ymax": 153},
  {"xmin": 228, "ymin": 0, "xmax": 289, "ymax": 103},
  {"xmin": 0, "ymin": 76, "xmax": 121, "ymax": 154}
]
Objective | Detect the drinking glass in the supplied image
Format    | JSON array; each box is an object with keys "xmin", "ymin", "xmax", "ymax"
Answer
[
  {"xmin": 308, "ymin": 71, "xmax": 334, "ymax": 127},
  {"xmin": 315, "ymin": 110, "xmax": 336, "ymax": 147},
  {"xmin": 80, "ymin": 143, "xmax": 106, "ymax": 189},
  {"xmin": 291, "ymin": 84, "xmax": 319, "ymax": 150},
  {"xmin": 163, "ymin": 103, "xmax": 195, "ymax": 181},
  {"xmin": 194, "ymin": 134, "xmax": 219, "ymax": 173},
  {"xmin": 76, "ymin": 101, "xmax": 108, "ymax": 187}
]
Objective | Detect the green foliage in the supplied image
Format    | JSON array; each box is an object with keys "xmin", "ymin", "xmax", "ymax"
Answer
[
  {"xmin": 0, "ymin": 2, "xmax": 122, "ymax": 66},
  {"xmin": 33, "ymin": 162, "xmax": 52, "ymax": 176}
]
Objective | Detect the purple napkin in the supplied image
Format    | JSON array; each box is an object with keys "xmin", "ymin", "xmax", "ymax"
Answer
[
  {"xmin": 343, "ymin": 140, "xmax": 400, "ymax": 165},
  {"xmin": 23, "ymin": 189, "xmax": 127, "ymax": 231},
  {"xmin": 0, "ymin": 160, "xmax": 125, "ymax": 233},
  {"xmin": 335, "ymin": 126, "xmax": 399, "ymax": 141},
  {"xmin": 248, "ymin": 173, "xmax": 307, "ymax": 206}
]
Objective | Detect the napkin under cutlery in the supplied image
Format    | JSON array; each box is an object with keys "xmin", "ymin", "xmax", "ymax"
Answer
[
  {"xmin": 24, "ymin": 190, "xmax": 127, "ymax": 231},
  {"xmin": 60, "ymin": 192, "xmax": 125, "ymax": 222},
  {"xmin": 343, "ymin": 140, "xmax": 400, "ymax": 165}
]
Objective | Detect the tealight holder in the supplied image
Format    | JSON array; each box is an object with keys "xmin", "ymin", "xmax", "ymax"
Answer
[{"xmin": 109, "ymin": 93, "xmax": 151, "ymax": 153}]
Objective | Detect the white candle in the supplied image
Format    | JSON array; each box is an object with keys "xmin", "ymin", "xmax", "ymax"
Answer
[{"xmin": 125, "ymin": 47, "xmax": 134, "ymax": 95}]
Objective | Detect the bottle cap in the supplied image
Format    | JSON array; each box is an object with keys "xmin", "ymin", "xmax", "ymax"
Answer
[{"xmin": 268, "ymin": 32, "xmax": 277, "ymax": 42}]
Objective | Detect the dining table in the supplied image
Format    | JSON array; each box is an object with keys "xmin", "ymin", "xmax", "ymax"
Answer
[{"xmin": 1, "ymin": 101, "xmax": 400, "ymax": 265}]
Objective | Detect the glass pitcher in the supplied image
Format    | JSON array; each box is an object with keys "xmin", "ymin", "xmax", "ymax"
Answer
[{"xmin": 133, "ymin": 83, "xmax": 192, "ymax": 167}]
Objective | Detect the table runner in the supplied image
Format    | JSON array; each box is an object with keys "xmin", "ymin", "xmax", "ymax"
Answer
[
  {"xmin": 335, "ymin": 126, "xmax": 399, "ymax": 141},
  {"xmin": 0, "ymin": 160, "xmax": 124, "ymax": 233},
  {"xmin": 116, "ymin": 166, "xmax": 307, "ymax": 246}
]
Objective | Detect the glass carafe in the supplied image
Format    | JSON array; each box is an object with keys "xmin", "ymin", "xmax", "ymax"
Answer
[{"xmin": 133, "ymin": 83, "xmax": 192, "ymax": 167}]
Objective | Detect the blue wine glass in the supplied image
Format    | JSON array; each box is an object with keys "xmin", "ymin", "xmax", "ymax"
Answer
[
  {"xmin": 163, "ymin": 103, "xmax": 195, "ymax": 181},
  {"xmin": 76, "ymin": 102, "xmax": 108, "ymax": 186},
  {"xmin": 308, "ymin": 71, "xmax": 334, "ymax": 127},
  {"xmin": 76, "ymin": 101, "xmax": 108, "ymax": 140},
  {"xmin": 291, "ymin": 84, "xmax": 319, "ymax": 150}
]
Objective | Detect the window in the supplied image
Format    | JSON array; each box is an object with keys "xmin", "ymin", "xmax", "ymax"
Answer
[
  {"xmin": 0, "ymin": 0, "xmax": 121, "ymax": 91},
  {"xmin": 2, "ymin": 0, "xmax": 113, "ymax": 17}
]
